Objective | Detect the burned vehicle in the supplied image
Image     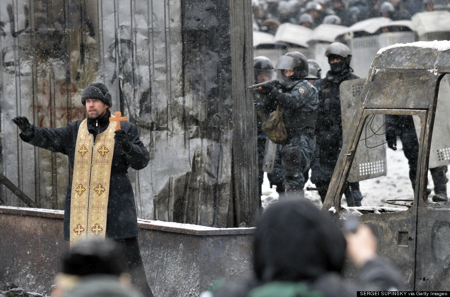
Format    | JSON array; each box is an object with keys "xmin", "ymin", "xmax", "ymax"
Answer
[{"xmin": 325, "ymin": 41, "xmax": 450, "ymax": 290}]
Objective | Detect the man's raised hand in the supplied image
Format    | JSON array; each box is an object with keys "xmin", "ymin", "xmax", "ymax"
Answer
[{"xmin": 12, "ymin": 116, "xmax": 34, "ymax": 138}]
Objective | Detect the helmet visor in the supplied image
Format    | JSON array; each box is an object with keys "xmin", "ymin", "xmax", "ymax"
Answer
[
  {"xmin": 275, "ymin": 56, "xmax": 298, "ymax": 70},
  {"xmin": 254, "ymin": 69, "xmax": 275, "ymax": 83}
]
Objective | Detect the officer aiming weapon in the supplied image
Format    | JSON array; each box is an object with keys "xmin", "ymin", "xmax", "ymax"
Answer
[{"xmin": 247, "ymin": 80, "xmax": 281, "ymax": 92}]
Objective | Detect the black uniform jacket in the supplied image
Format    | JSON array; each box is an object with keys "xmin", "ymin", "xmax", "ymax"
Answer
[{"xmin": 22, "ymin": 113, "xmax": 150, "ymax": 240}]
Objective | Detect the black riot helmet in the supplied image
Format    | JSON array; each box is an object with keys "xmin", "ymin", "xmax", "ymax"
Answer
[
  {"xmin": 275, "ymin": 51, "xmax": 309, "ymax": 82},
  {"xmin": 325, "ymin": 42, "xmax": 352, "ymax": 74},
  {"xmin": 307, "ymin": 59, "xmax": 322, "ymax": 79},
  {"xmin": 254, "ymin": 56, "xmax": 275, "ymax": 84}
]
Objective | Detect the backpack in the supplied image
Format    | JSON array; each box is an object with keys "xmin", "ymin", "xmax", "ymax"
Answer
[{"xmin": 257, "ymin": 105, "xmax": 287, "ymax": 144}]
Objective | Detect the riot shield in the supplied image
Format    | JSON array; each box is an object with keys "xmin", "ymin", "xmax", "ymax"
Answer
[
  {"xmin": 378, "ymin": 20, "xmax": 416, "ymax": 49},
  {"xmin": 311, "ymin": 24, "xmax": 350, "ymax": 44},
  {"xmin": 340, "ymin": 79, "xmax": 387, "ymax": 182},
  {"xmin": 413, "ymin": 74, "xmax": 450, "ymax": 168},
  {"xmin": 253, "ymin": 31, "xmax": 287, "ymax": 73},
  {"xmin": 350, "ymin": 19, "xmax": 416, "ymax": 79},
  {"xmin": 274, "ymin": 23, "xmax": 312, "ymax": 48},
  {"xmin": 378, "ymin": 31, "xmax": 416, "ymax": 49},
  {"xmin": 348, "ymin": 17, "xmax": 392, "ymax": 35},
  {"xmin": 253, "ymin": 31, "xmax": 276, "ymax": 47},
  {"xmin": 346, "ymin": 18, "xmax": 390, "ymax": 78},
  {"xmin": 263, "ymin": 140, "xmax": 277, "ymax": 173},
  {"xmin": 412, "ymin": 11, "xmax": 450, "ymax": 41},
  {"xmin": 309, "ymin": 42, "xmax": 330, "ymax": 76},
  {"xmin": 348, "ymin": 35, "xmax": 379, "ymax": 78}
]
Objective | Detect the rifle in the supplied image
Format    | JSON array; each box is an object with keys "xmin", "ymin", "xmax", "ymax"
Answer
[{"xmin": 247, "ymin": 80, "xmax": 280, "ymax": 92}]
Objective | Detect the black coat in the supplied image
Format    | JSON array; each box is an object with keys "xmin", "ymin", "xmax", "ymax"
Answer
[
  {"xmin": 22, "ymin": 111, "xmax": 150, "ymax": 240},
  {"xmin": 316, "ymin": 70, "xmax": 359, "ymax": 153}
]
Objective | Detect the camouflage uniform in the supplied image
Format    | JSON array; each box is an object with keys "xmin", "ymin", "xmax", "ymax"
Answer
[{"xmin": 258, "ymin": 52, "xmax": 319, "ymax": 198}]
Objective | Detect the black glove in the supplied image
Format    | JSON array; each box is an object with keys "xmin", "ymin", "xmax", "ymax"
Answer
[
  {"xmin": 258, "ymin": 84, "xmax": 276, "ymax": 95},
  {"xmin": 258, "ymin": 80, "xmax": 280, "ymax": 95},
  {"xmin": 12, "ymin": 116, "xmax": 34, "ymax": 138},
  {"xmin": 386, "ymin": 130, "xmax": 397, "ymax": 151},
  {"xmin": 267, "ymin": 88, "xmax": 285, "ymax": 106},
  {"xmin": 114, "ymin": 129, "xmax": 132, "ymax": 153}
]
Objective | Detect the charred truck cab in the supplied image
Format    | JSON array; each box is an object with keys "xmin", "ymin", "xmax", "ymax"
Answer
[{"xmin": 325, "ymin": 41, "xmax": 450, "ymax": 290}]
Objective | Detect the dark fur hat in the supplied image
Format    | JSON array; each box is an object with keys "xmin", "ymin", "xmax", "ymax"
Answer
[{"xmin": 81, "ymin": 83, "xmax": 112, "ymax": 107}]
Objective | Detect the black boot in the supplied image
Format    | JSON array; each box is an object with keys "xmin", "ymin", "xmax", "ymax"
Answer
[
  {"xmin": 345, "ymin": 182, "xmax": 362, "ymax": 207},
  {"xmin": 432, "ymin": 185, "xmax": 448, "ymax": 202},
  {"xmin": 431, "ymin": 166, "xmax": 448, "ymax": 202}
]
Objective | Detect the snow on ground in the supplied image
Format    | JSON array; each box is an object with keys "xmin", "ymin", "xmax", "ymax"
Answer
[{"xmin": 261, "ymin": 141, "xmax": 439, "ymax": 210}]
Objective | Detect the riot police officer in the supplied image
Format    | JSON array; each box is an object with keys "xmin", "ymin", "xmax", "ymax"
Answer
[
  {"xmin": 312, "ymin": 42, "xmax": 363, "ymax": 206},
  {"xmin": 386, "ymin": 115, "xmax": 448, "ymax": 202},
  {"xmin": 258, "ymin": 51, "xmax": 318, "ymax": 199},
  {"xmin": 307, "ymin": 59, "xmax": 322, "ymax": 90},
  {"xmin": 253, "ymin": 56, "xmax": 284, "ymax": 195}
]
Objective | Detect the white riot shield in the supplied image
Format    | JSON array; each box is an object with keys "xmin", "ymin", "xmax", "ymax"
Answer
[
  {"xmin": 350, "ymin": 27, "xmax": 416, "ymax": 80},
  {"xmin": 378, "ymin": 31, "xmax": 416, "ymax": 49},
  {"xmin": 348, "ymin": 17, "xmax": 392, "ymax": 35},
  {"xmin": 253, "ymin": 31, "xmax": 275, "ymax": 47},
  {"xmin": 253, "ymin": 31, "xmax": 287, "ymax": 69},
  {"xmin": 253, "ymin": 31, "xmax": 287, "ymax": 73},
  {"xmin": 348, "ymin": 35, "xmax": 379, "ymax": 78},
  {"xmin": 311, "ymin": 24, "xmax": 350, "ymax": 44},
  {"xmin": 412, "ymin": 11, "xmax": 450, "ymax": 41},
  {"xmin": 274, "ymin": 23, "xmax": 312, "ymax": 48},
  {"xmin": 413, "ymin": 74, "xmax": 450, "ymax": 168},
  {"xmin": 287, "ymin": 46, "xmax": 313, "ymax": 59},
  {"xmin": 263, "ymin": 140, "xmax": 277, "ymax": 173},
  {"xmin": 340, "ymin": 79, "xmax": 387, "ymax": 182},
  {"xmin": 347, "ymin": 17, "xmax": 391, "ymax": 78},
  {"xmin": 309, "ymin": 42, "xmax": 330, "ymax": 77}
]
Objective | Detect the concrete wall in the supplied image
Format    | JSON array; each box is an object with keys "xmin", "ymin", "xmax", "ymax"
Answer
[
  {"xmin": 0, "ymin": 206, "xmax": 254, "ymax": 297},
  {"xmin": 0, "ymin": 0, "xmax": 258, "ymax": 228}
]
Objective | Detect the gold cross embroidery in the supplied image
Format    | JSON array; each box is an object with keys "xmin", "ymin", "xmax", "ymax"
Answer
[
  {"xmin": 73, "ymin": 224, "xmax": 85, "ymax": 236},
  {"xmin": 72, "ymin": 201, "xmax": 86, "ymax": 212},
  {"xmin": 94, "ymin": 184, "xmax": 106, "ymax": 196},
  {"xmin": 98, "ymin": 145, "xmax": 109, "ymax": 156},
  {"xmin": 91, "ymin": 201, "xmax": 105, "ymax": 211},
  {"xmin": 78, "ymin": 145, "xmax": 88, "ymax": 157},
  {"xmin": 91, "ymin": 223, "xmax": 104, "ymax": 235},
  {"xmin": 75, "ymin": 184, "xmax": 86, "ymax": 196},
  {"xmin": 109, "ymin": 111, "xmax": 128, "ymax": 130}
]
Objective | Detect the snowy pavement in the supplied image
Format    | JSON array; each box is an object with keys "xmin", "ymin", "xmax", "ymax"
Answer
[{"xmin": 261, "ymin": 141, "xmax": 442, "ymax": 210}]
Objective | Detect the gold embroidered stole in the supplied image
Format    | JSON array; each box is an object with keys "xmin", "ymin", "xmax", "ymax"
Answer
[{"xmin": 70, "ymin": 119, "xmax": 115, "ymax": 246}]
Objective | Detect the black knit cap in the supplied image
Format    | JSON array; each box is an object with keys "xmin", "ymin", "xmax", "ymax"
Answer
[
  {"xmin": 81, "ymin": 82, "xmax": 112, "ymax": 107},
  {"xmin": 61, "ymin": 238, "xmax": 124, "ymax": 277}
]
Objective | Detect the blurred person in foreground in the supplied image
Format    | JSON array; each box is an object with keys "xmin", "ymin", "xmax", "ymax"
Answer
[
  {"xmin": 201, "ymin": 198, "xmax": 404, "ymax": 297},
  {"xmin": 51, "ymin": 238, "xmax": 144, "ymax": 297}
]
